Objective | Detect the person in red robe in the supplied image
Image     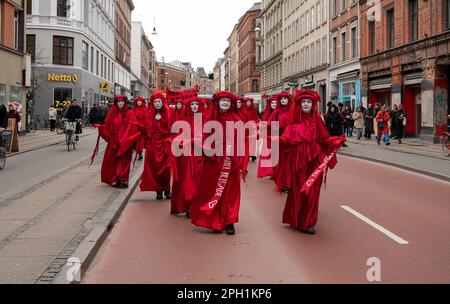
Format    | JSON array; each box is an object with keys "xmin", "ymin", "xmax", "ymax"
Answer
[
  {"xmin": 171, "ymin": 97, "xmax": 205, "ymax": 218},
  {"xmin": 257, "ymin": 96, "xmax": 279, "ymax": 179},
  {"xmin": 190, "ymin": 91, "xmax": 247, "ymax": 236},
  {"xmin": 272, "ymin": 91, "xmax": 293, "ymax": 192},
  {"xmin": 96, "ymin": 95, "xmax": 137, "ymax": 189},
  {"xmin": 242, "ymin": 98, "xmax": 260, "ymax": 163},
  {"xmin": 236, "ymin": 98, "xmax": 245, "ymax": 120},
  {"xmin": 131, "ymin": 96, "xmax": 148, "ymax": 160},
  {"xmin": 280, "ymin": 89, "xmax": 346, "ymax": 235},
  {"xmin": 140, "ymin": 92, "xmax": 173, "ymax": 200}
]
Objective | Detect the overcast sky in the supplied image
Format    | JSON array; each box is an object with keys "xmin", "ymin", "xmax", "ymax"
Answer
[{"xmin": 132, "ymin": 0, "xmax": 258, "ymax": 74}]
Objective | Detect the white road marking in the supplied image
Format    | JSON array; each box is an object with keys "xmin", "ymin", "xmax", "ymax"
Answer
[{"xmin": 341, "ymin": 205, "xmax": 409, "ymax": 245}]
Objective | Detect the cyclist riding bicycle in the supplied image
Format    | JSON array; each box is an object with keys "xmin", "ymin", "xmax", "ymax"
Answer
[{"xmin": 64, "ymin": 99, "xmax": 83, "ymax": 141}]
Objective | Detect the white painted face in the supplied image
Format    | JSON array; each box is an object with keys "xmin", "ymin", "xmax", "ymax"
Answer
[
  {"xmin": 190, "ymin": 101, "xmax": 199, "ymax": 113},
  {"xmin": 281, "ymin": 97, "xmax": 289, "ymax": 106},
  {"xmin": 271, "ymin": 100, "xmax": 278, "ymax": 110},
  {"xmin": 117, "ymin": 101, "xmax": 125, "ymax": 109},
  {"xmin": 137, "ymin": 100, "xmax": 143, "ymax": 107},
  {"xmin": 302, "ymin": 99, "xmax": 313, "ymax": 113},
  {"xmin": 219, "ymin": 98, "xmax": 231, "ymax": 112},
  {"xmin": 237, "ymin": 100, "xmax": 242, "ymax": 109},
  {"xmin": 153, "ymin": 99, "xmax": 163, "ymax": 110},
  {"xmin": 246, "ymin": 100, "xmax": 252, "ymax": 107},
  {"xmin": 176, "ymin": 102, "xmax": 183, "ymax": 110}
]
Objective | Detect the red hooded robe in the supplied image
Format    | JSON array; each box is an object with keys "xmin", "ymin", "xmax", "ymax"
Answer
[
  {"xmin": 281, "ymin": 90, "xmax": 345, "ymax": 231},
  {"xmin": 257, "ymin": 96, "xmax": 279, "ymax": 178},
  {"xmin": 131, "ymin": 96, "xmax": 148, "ymax": 154},
  {"xmin": 190, "ymin": 91, "xmax": 247, "ymax": 232}
]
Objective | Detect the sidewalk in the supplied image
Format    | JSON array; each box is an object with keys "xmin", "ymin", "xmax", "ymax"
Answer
[
  {"xmin": 340, "ymin": 137, "xmax": 450, "ymax": 182},
  {"xmin": 10, "ymin": 128, "xmax": 97, "ymax": 157}
]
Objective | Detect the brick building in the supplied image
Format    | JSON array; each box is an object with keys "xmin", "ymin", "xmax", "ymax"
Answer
[
  {"xmin": 360, "ymin": 0, "xmax": 450, "ymax": 141},
  {"xmin": 156, "ymin": 61, "xmax": 187, "ymax": 92},
  {"xmin": 115, "ymin": 0, "xmax": 134, "ymax": 97},
  {"xmin": 238, "ymin": 2, "xmax": 261, "ymax": 96}
]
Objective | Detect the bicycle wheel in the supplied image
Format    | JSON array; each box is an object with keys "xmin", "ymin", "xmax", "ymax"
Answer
[
  {"xmin": 442, "ymin": 136, "xmax": 450, "ymax": 157},
  {"xmin": 73, "ymin": 135, "xmax": 77, "ymax": 151},
  {"xmin": 29, "ymin": 122, "xmax": 37, "ymax": 133},
  {"xmin": 66, "ymin": 132, "xmax": 72, "ymax": 151},
  {"xmin": 57, "ymin": 121, "xmax": 65, "ymax": 134}
]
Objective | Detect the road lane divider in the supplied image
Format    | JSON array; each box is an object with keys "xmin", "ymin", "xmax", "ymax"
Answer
[{"xmin": 341, "ymin": 205, "xmax": 409, "ymax": 245}]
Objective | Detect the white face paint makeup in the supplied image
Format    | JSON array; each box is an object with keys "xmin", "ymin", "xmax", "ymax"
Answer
[
  {"xmin": 153, "ymin": 99, "xmax": 163, "ymax": 110},
  {"xmin": 219, "ymin": 98, "xmax": 231, "ymax": 112},
  {"xmin": 137, "ymin": 101, "xmax": 143, "ymax": 107},
  {"xmin": 176, "ymin": 103, "xmax": 183, "ymax": 110},
  {"xmin": 237, "ymin": 100, "xmax": 242, "ymax": 109},
  {"xmin": 117, "ymin": 101, "xmax": 125, "ymax": 109},
  {"xmin": 302, "ymin": 99, "xmax": 313, "ymax": 113},
  {"xmin": 246, "ymin": 100, "xmax": 252, "ymax": 107},
  {"xmin": 271, "ymin": 100, "xmax": 278, "ymax": 110},
  {"xmin": 281, "ymin": 97, "xmax": 289, "ymax": 106},
  {"xmin": 190, "ymin": 101, "xmax": 199, "ymax": 113}
]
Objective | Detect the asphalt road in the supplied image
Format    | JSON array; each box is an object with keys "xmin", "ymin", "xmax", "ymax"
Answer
[{"xmin": 83, "ymin": 157, "xmax": 450, "ymax": 284}]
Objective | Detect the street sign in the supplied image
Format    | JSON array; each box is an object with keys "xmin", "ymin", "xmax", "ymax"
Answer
[
  {"xmin": 101, "ymin": 82, "xmax": 110, "ymax": 93},
  {"xmin": 288, "ymin": 81, "xmax": 299, "ymax": 87}
]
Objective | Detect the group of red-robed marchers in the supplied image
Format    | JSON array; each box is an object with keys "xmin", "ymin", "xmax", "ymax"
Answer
[{"xmin": 90, "ymin": 89, "xmax": 346, "ymax": 236}]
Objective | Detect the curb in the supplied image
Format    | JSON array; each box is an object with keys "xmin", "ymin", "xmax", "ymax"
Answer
[
  {"xmin": 52, "ymin": 163, "xmax": 143, "ymax": 284},
  {"xmin": 339, "ymin": 151, "xmax": 450, "ymax": 183}
]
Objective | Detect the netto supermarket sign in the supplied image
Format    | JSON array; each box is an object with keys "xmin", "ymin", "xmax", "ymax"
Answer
[{"xmin": 48, "ymin": 73, "xmax": 79, "ymax": 83}]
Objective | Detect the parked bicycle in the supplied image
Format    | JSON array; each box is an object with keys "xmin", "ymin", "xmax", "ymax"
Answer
[
  {"xmin": 29, "ymin": 115, "xmax": 50, "ymax": 133},
  {"xmin": 0, "ymin": 130, "xmax": 11, "ymax": 169},
  {"xmin": 56, "ymin": 117, "xmax": 66, "ymax": 135},
  {"xmin": 441, "ymin": 132, "xmax": 450, "ymax": 157}
]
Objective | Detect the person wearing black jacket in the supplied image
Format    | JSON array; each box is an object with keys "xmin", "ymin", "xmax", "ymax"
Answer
[
  {"xmin": 395, "ymin": 104, "xmax": 407, "ymax": 144},
  {"xmin": 364, "ymin": 103, "xmax": 375, "ymax": 140},
  {"xmin": 326, "ymin": 105, "xmax": 343, "ymax": 136},
  {"xmin": 64, "ymin": 99, "xmax": 83, "ymax": 140},
  {"xmin": 0, "ymin": 104, "xmax": 8, "ymax": 129}
]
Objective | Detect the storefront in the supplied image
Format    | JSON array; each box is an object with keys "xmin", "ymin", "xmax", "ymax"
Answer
[{"xmin": 33, "ymin": 67, "xmax": 113, "ymax": 119}]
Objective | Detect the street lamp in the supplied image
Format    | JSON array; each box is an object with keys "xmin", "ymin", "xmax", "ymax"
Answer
[{"xmin": 152, "ymin": 18, "xmax": 158, "ymax": 35}]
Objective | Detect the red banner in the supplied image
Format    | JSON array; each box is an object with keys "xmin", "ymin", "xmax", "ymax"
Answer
[
  {"xmin": 300, "ymin": 148, "xmax": 339, "ymax": 196},
  {"xmin": 166, "ymin": 85, "xmax": 199, "ymax": 104}
]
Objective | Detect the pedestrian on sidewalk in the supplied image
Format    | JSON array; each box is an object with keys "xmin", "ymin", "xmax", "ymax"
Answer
[
  {"xmin": 7, "ymin": 103, "xmax": 21, "ymax": 129},
  {"xmin": 396, "ymin": 104, "xmax": 407, "ymax": 144},
  {"xmin": 0, "ymin": 104, "xmax": 8, "ymax": 130},
  {"xmin": 364, "ymin": 104, "xmax": 375, "ymax": 140},
  {"xmin": 376, "ymin": 105, "xmax": 391, "ymax": 146},
  {"xmin": 352, "ymin": 107, "xmax": 364, "ymax": 141},
  {"xmin": 190, "ymin": 91, "xmax": 248, "ymax": 236},
  {"xmin": 94, "ymin": 95, "xmax": 137, "ymax": 189},
  {"xmin": 280, "ymin": 89, "xmax": 346, "ymax": 235},
  {"xmin": 326, "ymin": 104, "xmax": 342, "ymax": 136},
  {"xmin": 344, "ymin": 105, "xmax": 354, "ymax": 137},
  {"xmin": 139, "ymin": 91, "xmax": 172, "ymax": 200},
  {"xmin": 48, "ymin": 104, "xmax": 57, "ymax": 132},
  {"xmin": 390, "ymin": 104, "xmax": 398, "ymax": 139}
]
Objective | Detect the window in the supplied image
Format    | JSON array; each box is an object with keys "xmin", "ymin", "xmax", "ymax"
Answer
[
  {"xmin": 386, "ymin": 9, "xmax": 395, "ymax": 48},
  {"xmin": 90, "ymin": 47, "xmax": 94, "ymax": 73},
  {"xmin": 311, "ymin": 8, "xmax": 314, "ymax": 32},
  {"xmin": 82, "ymin": 41, "xmax": 89, "ymax": 70},
  {"xmin": 368, "ymin": 20, "xmax": 375, "ymax": 54},
  {"xmin": 351, "ymin": 27, "xmax": 357, "ymax": 58},
  {"xmin": 332, "ymin": 36, "xmax": 337, "ymax": 64},
  {"xmin": 409, "ymin": 0, "xmax": 418, "ymax": 41},
  {"xmin": 14, "ymin": 11, "xmax": 19, "ymax": 50},
  {"xmin": 341, "ymin": 32, "xmax": 346, "ymax": 61},
  {"xmin": 306, "ymin": 11, "xmax": 309, "ymax": 33},
  {"xmin": 310, "ymin": 45, "xmax": 315, "ymax": 68},
  {"xmin": 53, "ymin": 36, "xmax": 74, "ymax": 65},
  {"xmin": 26, "ymin": 35, "xmax": 36, "ymax": 63},
  {"xmin": 57, "ymin": 0, "xmax": 69, "ymax": 18},
  {"xmin": 26, "ymin": 0, "xmax": 32, "ymax": 14},
  {"xmin": 0, "ymin": 84, "xmax": 5, "ymax": 106},
  {"xmin": 341, "ymin": 0, "xmax": 347, "ymax": 12},
  {"xmin": 316, "ymin": 3, "xmax": 320, "ymax": 29},
  {"xmin": 252, "ymin": 80, "xmax": 259, "ymax": 92},
  {"xmin": 447, "ymin": 0, "xmax": 450, "ymax": 29},
  {"xmin": 96, "ymin": 51, "xmax": 99, "ymax": 75},
  {"xmin": 323, "ymin": 0, "xmax": 327, "ymax": 23},
  {"xmin": 316, "ymin": 41, "xmax": 320, "ymax": 66},
  {"xmin": 333, "ymin": 0, "xmax": 338, "ymax": 17},
  {"xmin": 54, "ymin": 88, "xmax": 73, "ymax": 106}
]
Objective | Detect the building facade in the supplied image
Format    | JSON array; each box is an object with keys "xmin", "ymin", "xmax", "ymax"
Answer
[
  {"xmin": 213, "ymin": 58, "xmax": 222, "ymax": 92},
  {"xmin": 328, "ymin": 0, "xmax": 361, "ymax": 111},
  {"xmin": 259, "ymin": 0, "xmax": 284, "ymax": 97},
  {"xmin": 131, "ymin": 21, "xmax": 153, "ymax": 98},
  {"xmin": 238, "ymin": 2, "xmax": 262, "ymax": 96},
  {"xmin": 26, "ymin": 0, "xmax": 115, "ymax": 118},
  {"xmin": 223, "ymin": 46, "xmax": 230, "ymax": 91},
  {"xmin": 194, "ymin": 67, "xmax": 214, "ymax": 96},
  {"xmin": 228, "ymin": 24, "xmax": 239, "ymax": 95},
  {"xmin": 282, "ymin": 0, "xmax": 329, "ymax": 111},
  {"xmin": 360, "ymin": 0, "xmax": 450, "ymax": 141},
  {"xmin": 1, "ymin": 0, "xmax": 28, "ymax": 131},
  {"xmin": 156, "ymin": 61, "xmax": 187, "ymax": 92},
  {"xmin": 115, "ymin": 0, "xmax": 133, "ymax": 98}
]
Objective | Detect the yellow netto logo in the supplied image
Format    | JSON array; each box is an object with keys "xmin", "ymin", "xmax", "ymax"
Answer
[{"xmin": 48, "ymin": 73, "xmax": 79, "ymax": 83}]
